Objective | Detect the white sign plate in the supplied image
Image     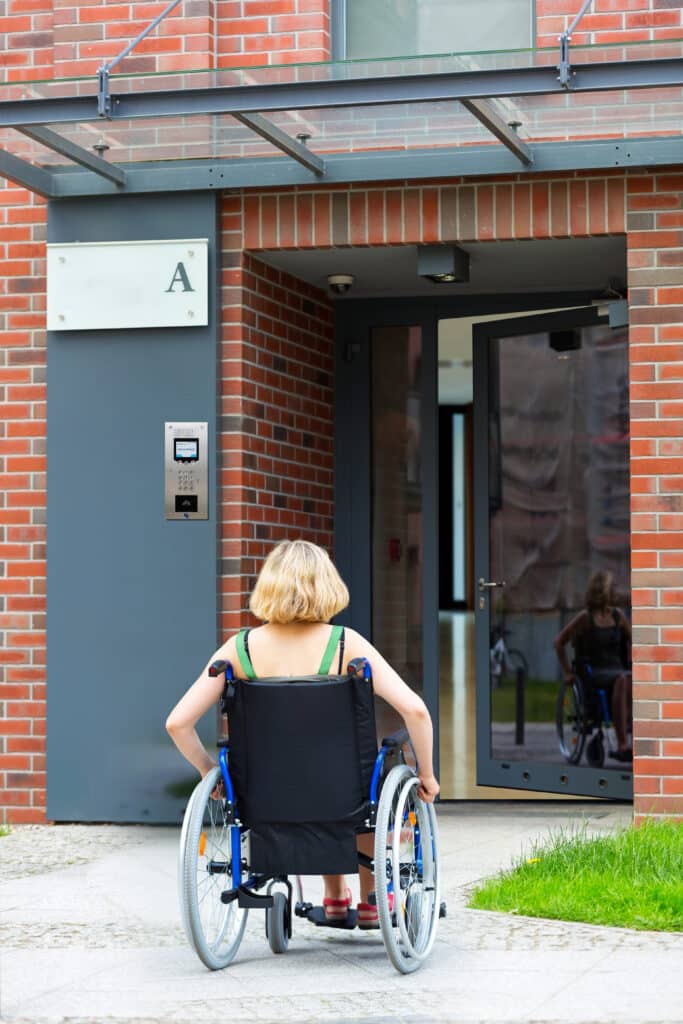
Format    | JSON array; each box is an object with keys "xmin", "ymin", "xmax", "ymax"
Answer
[{"xmin": 47, "ymin": 238, "xmax": 209, "ymax": 331}]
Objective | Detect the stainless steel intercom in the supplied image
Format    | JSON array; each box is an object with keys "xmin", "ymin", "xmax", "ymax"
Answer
[{"xmin": 165, "ymin": 422, "xmax": 208, "ymax": 520}]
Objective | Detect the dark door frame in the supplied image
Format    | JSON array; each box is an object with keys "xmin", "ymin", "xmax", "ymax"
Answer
[
  {"xmin": 439, "ymin": 404, "xmax": 473, "ymax": 612},
  {"xmin": 334, "ymin": 291, "xmax": 599, "ymax": 789}
]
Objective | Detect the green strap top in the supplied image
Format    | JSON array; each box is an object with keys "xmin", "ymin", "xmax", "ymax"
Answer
[{"xmin": 235, "ymin": 624, "xmax": 344, "ymax": 679}]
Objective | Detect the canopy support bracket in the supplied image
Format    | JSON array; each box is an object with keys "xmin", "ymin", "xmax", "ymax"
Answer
[
  {"xmin": 233, "ymin": 112, "xmax": 326, "ymax": 176},
  {"xmin": 97, "ymin": 0, "xmax": 184, "ymax": 117},
  {"xmin": 0, "ymin": 147, "xmax": 56, "ymax": 198},
  {"xmin": 558, "ymin": 0, "xmax": 594, "ymax": 89},
  {"xmin": 460, "ymin": 99, "xmax": 533, "ymax": 165},
  {"xmin": 17, "ymin": 125, "xmax": 127, "ymax": 186}
]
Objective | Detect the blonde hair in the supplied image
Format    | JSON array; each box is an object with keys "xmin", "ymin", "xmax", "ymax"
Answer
[
  {"xmin": 585, "ymin": 570, "xmax": 615, "ymax": 612},
  {"xmin": 249, "ymin": 540, "xmax": 349, "ymax": 624}
]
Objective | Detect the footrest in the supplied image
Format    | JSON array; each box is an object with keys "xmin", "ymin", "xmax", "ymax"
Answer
[{"xmin": 306, "ymin": 905, "xmax": 358, "ymax": 930}]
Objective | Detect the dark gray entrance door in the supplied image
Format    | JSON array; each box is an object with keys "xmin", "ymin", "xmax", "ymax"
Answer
[
  {"xmin": 47, "ymin": 194, "xmax": 218, "ymax": 823},
  {"xmin": 473, "ymin": 309, "xmax": 633, "ymax": 800}
]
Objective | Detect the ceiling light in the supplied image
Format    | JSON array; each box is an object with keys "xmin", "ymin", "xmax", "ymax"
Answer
[
  {"xmin": 418, "ymin": 245, "xmax": 470, "ymax": 284},
  {"xmin": 549, "ymin": 329, "xmax": 581, "ymax": 354}
]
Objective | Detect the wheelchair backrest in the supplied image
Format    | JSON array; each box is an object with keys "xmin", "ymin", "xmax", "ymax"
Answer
[{"xmin": 224, "ymin": 672, "xmax": 377, "ymax": 827}]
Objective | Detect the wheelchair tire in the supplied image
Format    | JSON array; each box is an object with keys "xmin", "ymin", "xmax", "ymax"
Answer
[
  {"xmin": 556, "ymin": 678, "xmax": 586, "ymax": 765},
  {"xmin": 265, "ymin": 891, "xmax": 290, "ymax": 954},
  {"xmin": 374, "ymin": 764, "xmax": 440, "ymax": 974},
  {"xmin": 179, "ymin": 767, "xmax": 248, "ymax": 970},
  {"xmin": 586, "ymin": 732, "xmax": 605, "ymax": 768}
]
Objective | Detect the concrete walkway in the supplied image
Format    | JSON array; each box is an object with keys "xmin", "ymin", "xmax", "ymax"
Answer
[{"xmin": 1, "ymin": 802, "xmax": 680, "ymax": 1024}]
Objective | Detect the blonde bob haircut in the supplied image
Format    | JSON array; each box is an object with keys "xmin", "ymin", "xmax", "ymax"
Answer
[{"xmin": 249, "ymin": 539, "xmax": 350, "ymax": 624}]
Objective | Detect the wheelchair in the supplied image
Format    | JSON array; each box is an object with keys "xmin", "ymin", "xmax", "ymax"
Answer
[
  {"xmin": 556, "ymin": 659, "xmax": 619, "ymax": 768},
  {"xmin": 177, "ymin": 656, "xmax": 443, "ymax": 975}
]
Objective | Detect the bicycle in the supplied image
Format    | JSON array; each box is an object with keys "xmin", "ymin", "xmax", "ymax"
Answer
[{"xmin": 489, "ymin": 625, "xmax": 528, "ymax": 689}]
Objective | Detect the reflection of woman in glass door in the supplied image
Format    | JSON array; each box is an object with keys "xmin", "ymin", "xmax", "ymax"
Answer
[{"xmin": 553, "ymin": 570, "xmax": 632, "ymax": 761}]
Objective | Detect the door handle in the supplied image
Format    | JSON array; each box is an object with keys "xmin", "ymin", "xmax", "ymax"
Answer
[{"xmin": 478, "ymin": 578, "xmax": 506, "ymax": 591}]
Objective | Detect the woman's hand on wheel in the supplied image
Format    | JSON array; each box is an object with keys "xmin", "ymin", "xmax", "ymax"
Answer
[
  {"xmin": 201, "ymin": 764, "xmax": 224, "ymax": 800},
  {"xmin": 417, "ymin": 774, "xmax": 440, "ymax": 803}
]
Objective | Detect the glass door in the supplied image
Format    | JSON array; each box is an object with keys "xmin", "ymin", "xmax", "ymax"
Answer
[
  {"xmin": 334, "ymin": 310, "xmax": 439, "ymax": 767},
  {"xmin": 473, "ymin": 309, "xmax": 633, "ymax": 800}
]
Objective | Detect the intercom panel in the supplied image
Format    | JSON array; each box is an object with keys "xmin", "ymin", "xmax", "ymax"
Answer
[{"xmin": 165, "ymin": 421, "xmax": 208, "ymax": 519}]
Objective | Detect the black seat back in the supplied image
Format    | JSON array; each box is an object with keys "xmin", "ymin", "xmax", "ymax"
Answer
[
  {"xmin": 224, "ymin": 672, "xmax": 378, "ymax": 876},
  {"xmin": 225, "ymin": 673, "xmax": 377, "ymax": 826}
]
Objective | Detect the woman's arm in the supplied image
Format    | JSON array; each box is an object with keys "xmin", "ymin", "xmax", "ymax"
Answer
[
  {"xmin": 165, "ymin": 636, "xmax": 237, "ymax": 778},
  {"xmin": 343, "ymin": 628, "xmax": 439, "ymax": 802},
  {"xmin": 616, "ymin": 607, "xmax": 632, "ymax": 642},
  {"xmin": 553, "ymin": 611, "xmax": 587, "ymax": 679}
]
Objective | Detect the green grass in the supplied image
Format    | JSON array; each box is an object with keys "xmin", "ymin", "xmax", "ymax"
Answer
[
  {"xmin": 165, "ymin": 777, "xmax": 199, "ymax": 800},
  {"xmin": 468, "ymin": 820, "xmax": 683, "ymax": 931},
  {"xmin": 491, "ymin": 677, "xmax": 558, "ymax": 723},
  {"xmin": 0, "ymin": 825, "xmax": 11, "ymax": 838}
]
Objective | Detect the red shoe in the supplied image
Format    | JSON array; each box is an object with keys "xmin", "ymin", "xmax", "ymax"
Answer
[
  {"xmin": 323, "ymin": 886, "xmax": 352, "ymax": 921},
  {"xmin": 357, "ymin": 892, "xmax": 394, "ymax": 930}
]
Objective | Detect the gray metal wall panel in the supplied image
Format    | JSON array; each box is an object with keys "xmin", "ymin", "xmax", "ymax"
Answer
[{"xmin": 47, "ymin": 193, "xmax": 218, "ymax": 823}]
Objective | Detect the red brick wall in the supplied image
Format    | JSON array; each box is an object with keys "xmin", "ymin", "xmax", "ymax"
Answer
[
  {"xmin": 53, "ymin": 0, "xmax": 216, "ymax": 77},
  {"xmin": 537, "ymin": 0, "xmax": 683, "ymax": 47},
  {"xmin": 220, "ymin": 198, "xmax": 335, "ymax": 637},
  {"xmin": 627, "ymin": 173, "xmax": 683, "ymax": 822},
  {"xmin": 216, "ymin": 0, "xmax": 330, "ymax": 68},
  {"xmin": 238, "ymin": 177, "xmax": 626, "ymax": 247},
  {"xmin": 0, "ymin": 183, "xmax": 47, "ymax": 825}
]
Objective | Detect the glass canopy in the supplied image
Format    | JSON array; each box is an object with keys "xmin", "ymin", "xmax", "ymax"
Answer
[{"xmin": 1, "ymin": 38, "xmax": 682, "ymax": 197}]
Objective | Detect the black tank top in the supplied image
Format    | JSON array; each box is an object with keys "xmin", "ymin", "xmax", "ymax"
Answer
[{"xmin": 574, "ymin": 608, "xmax": 624, "ymax": 671}]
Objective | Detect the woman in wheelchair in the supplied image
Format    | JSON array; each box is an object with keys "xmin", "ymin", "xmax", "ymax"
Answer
[
  {"xmin": 554, "ymin": 569, "xmax": 632, "ymax": 762},
  {"xmin": 166, "ymin": 539, "xmax": 441, "ymax": 972}
]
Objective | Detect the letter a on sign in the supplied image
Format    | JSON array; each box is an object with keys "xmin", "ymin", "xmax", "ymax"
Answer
[{"xmin": 166, "ymin": 262, "xmax": 195, "ymax": 293}]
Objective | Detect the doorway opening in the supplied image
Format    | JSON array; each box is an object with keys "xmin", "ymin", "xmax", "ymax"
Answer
[{"xmin": 262, "ymin": 235, "xmax": 631, "ymax": 802}]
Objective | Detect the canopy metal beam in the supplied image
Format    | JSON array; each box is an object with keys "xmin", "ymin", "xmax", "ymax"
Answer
[
  {"xmin": 1, "ymin": 57, "xmax": 681, "ymax": 128},
  {"xmin": 0, "ymin": 148, "xmax": 55, "ymax": 197},
  {"xmin": 233, "ymin": 112, "xmax": 325, "ymax": 176},
  {"xmin": 16, "ymin": 126, "xmax": 127, "ymax": 185},
  {"xmin": 47, "ymin": 136, "xmax": 683, "ymax": 198},
  {"xmin": 460, "ymin": 99, "xmax": 532, "ymax": 165}
]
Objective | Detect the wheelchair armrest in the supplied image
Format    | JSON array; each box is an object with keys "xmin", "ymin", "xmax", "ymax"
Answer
[{"xmin": 380, "ymin": 728, "xmax": 409, "ymax": 750}]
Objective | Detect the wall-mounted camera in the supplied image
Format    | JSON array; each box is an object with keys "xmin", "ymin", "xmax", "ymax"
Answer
[{"xmin": 327, "ymin": 273, "xmax": 355, "ymax": 295}]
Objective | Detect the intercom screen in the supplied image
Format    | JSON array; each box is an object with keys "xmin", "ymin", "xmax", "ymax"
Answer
[{"xmin": 174, "ymin": 438, "xmax": 199, "ymax": 462}]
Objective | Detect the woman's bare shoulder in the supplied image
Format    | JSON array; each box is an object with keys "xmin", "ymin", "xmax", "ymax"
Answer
[
  {"xmin": 342, "ymin": 625, "xmax": 371, "ymax": 653},
  {"xmin": 213, "ymin": 632, "xmax": 239, "ymax": 663}
]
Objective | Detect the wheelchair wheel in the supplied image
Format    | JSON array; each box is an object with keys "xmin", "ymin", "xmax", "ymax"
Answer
[
  {"xmin": 556, "ymin": 677, "xmax": 586, "ymax": 765},
  {"xmin": 265, "ymin": 891, "xmax": 290, "ymax": 954},
  {"xmin": 586, "ymin": 732, "xmax": 605, "ymax": 768},
  {"xmin": 179, "ymin": 767, "xmax": 248, "ymax": 970},
  {"xmin": 374, "ymin": 764, "xmax": 440, "ymax": 974}
]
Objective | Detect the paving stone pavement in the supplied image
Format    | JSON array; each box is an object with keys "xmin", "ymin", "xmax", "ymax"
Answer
[{"xmin": 1, "ymin": 802, "xmax": 681, "ymax": 1024}]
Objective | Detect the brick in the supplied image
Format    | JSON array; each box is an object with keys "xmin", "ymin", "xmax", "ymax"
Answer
[
  {"xmin": 476, "ymin": 186, "xmax": 494, "ymax": 241},
  {"xmin": 5, "ymin": 808, "xmax": 45, "ymax": 824},
  {"xmin": 513, "ymin": 183, "xmax": 531, "ymax": 239}
]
